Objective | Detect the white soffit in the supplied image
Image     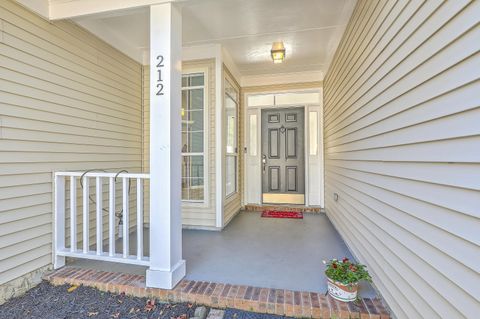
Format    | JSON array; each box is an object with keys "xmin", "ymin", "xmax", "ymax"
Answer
[{"xmin": 18, "ymin": 0, "xmax": 356, "ymax": 80}]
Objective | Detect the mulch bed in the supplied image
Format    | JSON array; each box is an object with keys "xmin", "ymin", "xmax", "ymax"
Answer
[{"xmin": 0, "ymin": 281, "xmax": 196, "ymax": 319}]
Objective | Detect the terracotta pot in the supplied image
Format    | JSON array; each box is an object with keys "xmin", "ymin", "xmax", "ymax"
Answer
[{"xmin": 326, "ymin": 277, "xmax": 358, "ymax": 302}]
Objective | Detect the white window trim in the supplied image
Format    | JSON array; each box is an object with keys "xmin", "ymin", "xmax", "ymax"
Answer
[
  {"xmin": 224, "ymin": 75, "xmax": 239, "ymax": 200},
  {"xmin": 181, "ymin": 67, "xmax": 209, "ymax": 206}
]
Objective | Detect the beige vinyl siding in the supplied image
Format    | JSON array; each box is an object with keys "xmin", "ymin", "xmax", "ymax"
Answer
[
  {"xmin": 143, "ymin": 59, "xmax": 217, "ymax": 227},
  {"xmin": 0, "ymin": 0, "xmax": 142, "ymax": 295},
  {"xmin": 223, "ymin": 66, "xmax": 242, "ymax": 226},
  {"xmin": 323, "ymin": 1, "xmax": 480, "ymax": 318}
]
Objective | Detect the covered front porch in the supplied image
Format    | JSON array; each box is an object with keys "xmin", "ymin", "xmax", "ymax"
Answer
[{"xmin": 66, "ymin": 211, "xmax": 375, "ymax": 297}]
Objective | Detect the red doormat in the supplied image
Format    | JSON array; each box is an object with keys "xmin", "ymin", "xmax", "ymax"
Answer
[{"xmin": 261, "ymin": 210, "xmax": 303, "ymax": 219}]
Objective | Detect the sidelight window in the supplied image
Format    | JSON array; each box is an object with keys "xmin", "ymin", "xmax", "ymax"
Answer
[{"xmin": 225, "ymin": 78, "xmax": 238, "ymax": 198}]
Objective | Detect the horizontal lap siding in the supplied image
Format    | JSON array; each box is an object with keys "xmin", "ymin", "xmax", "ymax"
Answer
[
  {"xmin": 143, "ymin": 60, "xmax": 217, "ymax": 227},
  {"xmin": 0, "ymin": 0, "xmax": 142, "ymax": 290},
  {"xmin": 323, "ymin": 0, "xmax": 480, "ymax": 318}
]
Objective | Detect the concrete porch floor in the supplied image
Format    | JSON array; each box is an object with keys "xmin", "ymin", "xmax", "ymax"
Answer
[{"xmin": 69, "ymin": 211, "xmax": 376, "ymax": 297}]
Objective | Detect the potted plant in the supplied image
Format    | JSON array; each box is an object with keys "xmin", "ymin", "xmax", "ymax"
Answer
[{"xmin": 323, "ymin": 257, "xmax": 372, "ymax": 302}]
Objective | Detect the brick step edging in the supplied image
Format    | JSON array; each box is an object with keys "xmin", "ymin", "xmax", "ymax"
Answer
[{"xmin": 45, "ymin": 267, "xmax": 389, "ymax": 319}]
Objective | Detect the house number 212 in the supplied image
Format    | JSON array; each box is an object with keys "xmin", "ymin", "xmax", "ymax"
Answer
[{"xmin": 156, "ymin": 55, "xmax": 164, "ymax": 96}]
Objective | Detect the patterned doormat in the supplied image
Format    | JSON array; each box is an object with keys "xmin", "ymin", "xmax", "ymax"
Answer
[{"xmin": 261, "ymin": 210, "xmax": 303, "ymax": 219}]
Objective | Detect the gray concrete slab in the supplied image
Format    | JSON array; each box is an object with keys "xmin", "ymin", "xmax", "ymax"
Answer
[{"xmin": 69, "ymin": 211, "xmax": 376, "ymax": 297}]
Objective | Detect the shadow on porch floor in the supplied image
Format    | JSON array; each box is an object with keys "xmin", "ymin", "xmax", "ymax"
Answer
[{"xmin": 68, "ymin": 211, "xmax": 376, "ymax": 297}]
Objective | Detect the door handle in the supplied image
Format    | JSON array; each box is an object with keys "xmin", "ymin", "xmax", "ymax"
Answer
[{"xmin": 262, "ymin": 154, "xmax": 267, "ymax": 173}]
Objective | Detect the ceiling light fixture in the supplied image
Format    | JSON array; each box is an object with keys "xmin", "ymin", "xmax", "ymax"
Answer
[{"xmin": 271, "ymin": 42, "xmax": 286, "ymax": 64}]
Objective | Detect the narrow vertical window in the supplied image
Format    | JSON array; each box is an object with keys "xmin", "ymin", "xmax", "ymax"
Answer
[
  {"xmin": 182, "ymin": 73, "xmax": 205, "ymax": 201},
  {"xmin": 249, "ymin": 114, "xmax": 257, "ymax": 156},
  {"xmin": 309, "ymin": 111, "xmax": 318, "ymax": 156},
  {"xmin": 225, "ymin": 79, "xmax": 238, "ymax": 198}
]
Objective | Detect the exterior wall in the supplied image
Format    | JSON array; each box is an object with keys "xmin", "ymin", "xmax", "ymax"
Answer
[
  {"xmin": 143, "ymin": 59, "xmax": 217, "ymax": 228},
  {"xmin": 0, "ymin": 0, "xmax": 143, "ymax": 303},
  {"xmin": 323, "ymin": 1, "xmax": 480, "ymax": 318},
  {"xmin": 223, "ymin": 66, "xmax": 242, "ymax": 227}
]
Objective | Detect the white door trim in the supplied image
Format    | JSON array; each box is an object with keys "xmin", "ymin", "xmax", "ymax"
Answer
[{"xmin": 243, "ymin": 89, "xmax": 324, "ymax": 207}]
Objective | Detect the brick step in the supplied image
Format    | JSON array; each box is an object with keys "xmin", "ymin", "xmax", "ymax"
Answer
[{"xmin": 45, "ymin": 267, "xmax": 389, "ymax": 319}]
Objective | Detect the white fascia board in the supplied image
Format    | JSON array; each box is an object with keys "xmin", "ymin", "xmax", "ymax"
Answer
[
  {"xmin": 15, "ymin": 0, "xmax": 49, "ymax": 19},
  {"xmin": 241, "ymin": 70, "xmax": 324, "ymax": 87},
  {"xmin": 49, "ymin": 0, "xmax": 183, "ymax": 20}
]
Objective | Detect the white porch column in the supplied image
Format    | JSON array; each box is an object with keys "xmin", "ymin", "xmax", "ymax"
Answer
[{"xmin": 146, "ymin": 2, "xmax": 185, "ymax": 289}]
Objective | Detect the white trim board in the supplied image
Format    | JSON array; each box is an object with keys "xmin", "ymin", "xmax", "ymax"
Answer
[
  {"xmin": 243, "ymin": 89, "xmax": 324, "ymax": 208},
  {"xmin": 241, "ymin": 71, "xmax": 324, "ymax": 87}
]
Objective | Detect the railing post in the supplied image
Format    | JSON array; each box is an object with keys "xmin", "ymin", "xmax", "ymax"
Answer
[
  {"xmin": 54, "ymin": 174, "xmax": 66, "ymax": 269},
  {"xmin": 137, "ymin": 178, "xmax": 144, "ymax": 260},
  {"xmin": 147, "ymin": 2, "xmax": 186, "ymax": 289}
]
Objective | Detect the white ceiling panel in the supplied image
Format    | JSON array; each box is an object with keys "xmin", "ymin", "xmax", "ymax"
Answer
[{"xmin": 73, "ymin": 0, "xmax": 356, "ymax": 76}]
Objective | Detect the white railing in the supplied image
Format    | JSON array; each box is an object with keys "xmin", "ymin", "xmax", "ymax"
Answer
[{"xmin": 53, "ymin": 171, "xmax": 150, "ymax": 268}]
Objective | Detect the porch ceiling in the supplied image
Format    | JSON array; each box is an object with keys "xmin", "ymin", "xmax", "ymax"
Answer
[{"xmin": 70, "ymin": 0, "xmax": 355, "ymax": 76}]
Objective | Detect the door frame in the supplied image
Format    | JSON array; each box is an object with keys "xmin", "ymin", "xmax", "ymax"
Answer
[
  {"xmin": 243, "ymin": 88, "xmax": 324, "ymax": 208},
  {"xmin": 260, "ymin": 106, "xmax": 306, "ymax": 205}
]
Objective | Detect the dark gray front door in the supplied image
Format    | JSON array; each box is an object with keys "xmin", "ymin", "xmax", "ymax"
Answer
[{"xmin": 261, "ymin": 108, "xmax": 305, "ymax": 204}]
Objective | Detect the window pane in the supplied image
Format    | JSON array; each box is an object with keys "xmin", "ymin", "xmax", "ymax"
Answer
[
  {"xmin": 226, "ymin": 155, "xmax": 236, "ymax": 197},
  {"xmin": 182, "ymin": 155, "xmax": 204, "ymax": 201},
  {"xmin": 185, "ymin": 110, "xmax": 203, "ymax": 131},
  {"xmin": 189, "ymin": 89, "xmax": 204, "ymax": 110},
  {"xmin": 182, "ymin": 87, "xmax": 204, "ymax": 153},
  {"xmin": 182, "ymin": 131, "xmax": 204, "ymax": 153},
  {"xmin": 182, "ymin": 73, "xmax": 204, "ymax": 87}
]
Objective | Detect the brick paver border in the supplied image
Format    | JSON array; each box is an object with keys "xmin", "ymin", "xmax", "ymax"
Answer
[{"xmin": 45, "ymin": 267, "xmax": 389, "ymax": 319}]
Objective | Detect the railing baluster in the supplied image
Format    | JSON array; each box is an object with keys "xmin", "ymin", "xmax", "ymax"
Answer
[
  {"xmin": 82, "ymin": 176, "xmax": 89, "ymax": 254},
  {"xmin": 122, "ymin": 177, "xmax": 129, "ymax": 258},
  {"xmin": 96, "ymin": 176, "xmax": 103, "ymax": 255},
  {"xmin": 54, "ymin": 172, "xmax": 150, "ymax": 267},
  {"xmin": 137, "ymin": 178, "xmax": 143, "ymax": 260},
  {"xmin": 109, "ymin": 177, "xmax": 115, "ymax": 256},
  {"xmin": 70, "ymin": 176, "xmax": 77, "ymax": 252}
]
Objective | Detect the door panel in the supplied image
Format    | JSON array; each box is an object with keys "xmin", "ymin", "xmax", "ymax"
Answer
[
  {"xmin": 286, "ymin": 128, "xmax": 297, "ymax": 159},
  {"xmin": 286, "ymin": 166, "xmax": 298, "ymax": 192},
  {"xmin": 268, "ymin": 129, "xmax": 280, "ymax": 158},
  {"xmin": 261, "ymin": 108, "xmax": 305, "ymax": 204}
]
